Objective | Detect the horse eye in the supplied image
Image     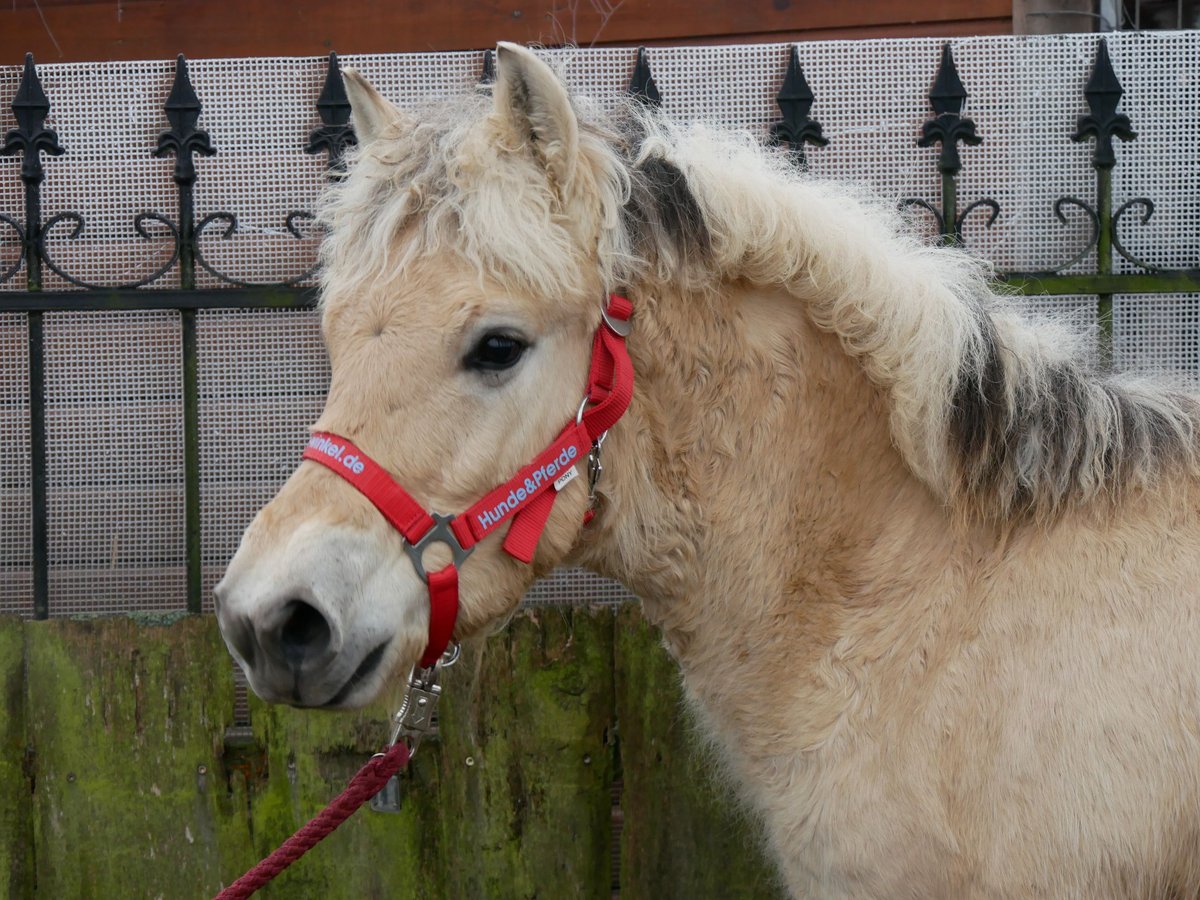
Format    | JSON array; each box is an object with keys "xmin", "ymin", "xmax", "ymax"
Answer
[{"xmin": 464, "ymin": 332, "xmax": 528, "ymax": 372}]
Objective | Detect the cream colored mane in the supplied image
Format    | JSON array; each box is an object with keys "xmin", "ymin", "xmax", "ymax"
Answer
[{"xmin": 320, "ymin": 77, "xmax": 1200, "ymax": 526}]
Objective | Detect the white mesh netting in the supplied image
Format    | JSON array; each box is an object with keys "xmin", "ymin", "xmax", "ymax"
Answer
[
  {"xmin": 1114, "ymin": 293, "xmax": 1200, "ymax": 382},
  {"xmin": 198, "ymin": 309, "xmax": 328, "ymax": 609},
  {"xmin": 0, "ymin": 314, "xmax": 30, "ymax": 615},
  {"xmin": 43, "ymin": 311, "xmax": 184, "ymax": 613},
  {"xmin": 0, "ymin": 33, "xmax": 1197, "ymax": 614}
]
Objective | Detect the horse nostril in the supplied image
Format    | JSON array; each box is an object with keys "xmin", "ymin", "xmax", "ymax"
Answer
[
  {"xmin": 224, "ymin": 617, "xmax": 257, "ymax": 670},
  {"xmin": 277, "ymin": 600, "xmax": 333, "ymax": 667}
]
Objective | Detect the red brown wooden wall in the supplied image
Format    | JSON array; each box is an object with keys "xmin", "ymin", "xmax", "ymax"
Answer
[{"xmin": 4, "ymin": 0, "xmax": 1011, "ymax": 64}]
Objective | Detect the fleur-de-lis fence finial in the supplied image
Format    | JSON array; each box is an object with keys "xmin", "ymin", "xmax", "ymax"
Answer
[
  {"xmin": 480, "ymin": 49, "xmax": 496, "ymax": 86},
  {"xmin": 307, "ymin": 52, "xmax": 357, "ymax": 171},
  {"xmin": 154, "ymin": 55, "xmax": 216, "ymax": 187},
  {"xmin": 1071, "ymin": 39, "xmax": 1136, "ymax": 169},
  {"xmin": 904, "ymin": 44, "xmax": 997, "ymax": 245},
  {"xmin": 1, "ymin": 54, "xmax": 67, "ymax": 286},
  {"xmin": 629, "ymin": 47, "xmax": 662, "ymax": 106},
  {"xmin": 769, "ymin": 45, "xmax": 827, "ymax": 167},
  {"xmin": 917, "ymin": 43, "xmax": 981, "ymax": 176},
  {"xmin": 3, "ymin": 53, "xmax": 65, "ymax": 188}
]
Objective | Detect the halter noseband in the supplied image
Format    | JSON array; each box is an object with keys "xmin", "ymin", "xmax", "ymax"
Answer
[{"xmin": 301, "ymin": 294, "xmax": 634, "ymax": 668}]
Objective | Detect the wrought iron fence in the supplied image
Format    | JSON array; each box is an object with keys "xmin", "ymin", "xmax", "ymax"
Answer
[{"xmin": 1, "ymin": 38, "xmax": 1198, "ymax": 619}]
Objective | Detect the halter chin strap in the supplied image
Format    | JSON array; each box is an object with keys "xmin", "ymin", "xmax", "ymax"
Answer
[{"xmin": 301, "ymin": 294, "xmax": 634, "ymax": 667}]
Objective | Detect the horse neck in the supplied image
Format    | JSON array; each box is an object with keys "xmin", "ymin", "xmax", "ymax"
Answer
[{"xmin": 577, "ymin": 278, "xmax": 964, "ymax": 742}]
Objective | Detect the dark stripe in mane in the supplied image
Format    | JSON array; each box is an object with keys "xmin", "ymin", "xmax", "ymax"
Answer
[
  {"xmin": 622, "ymin": 153, "xmax": 711, "ymax": 269},
  {"xmin": 950, "ymin": 305, "xmax": 1198, "ymax": 518}
]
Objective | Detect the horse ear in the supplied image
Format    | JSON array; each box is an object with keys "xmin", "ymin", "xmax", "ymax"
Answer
[
  {"xmin": 342, "ymin": 68, "xmax": 409, "ymax": 146},
  {"xmin": 493, "ymin": 42, "xmax": 579, "ymax": 193}
]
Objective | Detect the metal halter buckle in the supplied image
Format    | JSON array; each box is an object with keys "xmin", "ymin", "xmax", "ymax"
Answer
[
  {"xmin": 587, "ymin": 440, "xmax": 604, "ymax": 502},
  {"xmin": 575, "ymin": 396, "xmax": 608, "ymax": 505},
  {"xmin": 370, "ymin": 642, "xmax": 461, "ymax": 814},
  {"xmin": 401, "ymin": 512, "xmax": 473, "ymax": 581}
]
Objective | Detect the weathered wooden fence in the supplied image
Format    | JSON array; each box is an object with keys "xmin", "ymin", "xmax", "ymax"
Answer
[{"xmin": 0, "ymin": 606, "xmax": 785, "ymax": 898}]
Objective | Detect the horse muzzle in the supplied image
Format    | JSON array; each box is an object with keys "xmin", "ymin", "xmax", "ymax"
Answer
[
  {"xmin": 213, "ymin": 523, "xmax": 413, "ymax": 709},
  {"xmin": 216, "ymin": 593, "xmax": 396, "ymax": 708}
]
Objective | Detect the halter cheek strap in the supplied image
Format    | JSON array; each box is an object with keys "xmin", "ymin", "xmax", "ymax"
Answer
[{"xmin": 301, "ymin": 294, "xmax": 634, "ymax": 668}]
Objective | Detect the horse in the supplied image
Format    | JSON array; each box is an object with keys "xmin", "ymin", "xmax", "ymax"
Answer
[{"xmin": 215, "ymin": 43, "xmax": 1200, "ymax": 898}]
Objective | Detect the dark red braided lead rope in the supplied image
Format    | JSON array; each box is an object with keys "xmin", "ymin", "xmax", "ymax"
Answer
[{"xmin": 213, "ymin": 742, "xmax": 411, "ymax": 900}]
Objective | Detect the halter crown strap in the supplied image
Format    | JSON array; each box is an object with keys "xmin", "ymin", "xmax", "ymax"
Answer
[{"xmin": 301, "ymin": 295, "xmax": 634, "ymax": 667}]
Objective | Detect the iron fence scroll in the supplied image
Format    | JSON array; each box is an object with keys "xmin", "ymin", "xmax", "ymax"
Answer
[{"xmin": 1, "ymin": 38, "xmax": 1198, "ymax": 617}]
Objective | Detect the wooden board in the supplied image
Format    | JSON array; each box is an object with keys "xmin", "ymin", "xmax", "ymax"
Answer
[
  {"xmin": 1, "ymin": 0, "xmax": 1011, "ymax": 64},
  {"xmin": 614, "ymin": 604, "xmax": 788, "ymax": 900},
  {"xmin": 24, "ymin": 614, "xmax": 238, "ymax": 898},
  {"xmin": 0, "ymin": 618, "xmax": 31, "ymax": 898},
  {"xmin": 235, "ymin": 605, "xmax": 616, "ymax": 898},
  {"xmin": 1, "ymin": 606, "xmax": 792, "ymax": 896}
]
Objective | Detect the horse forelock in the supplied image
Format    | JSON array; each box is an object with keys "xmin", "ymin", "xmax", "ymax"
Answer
[
  {"xmin": 316, "ymin": 75, "xmax": 1200, "ymax": 524},
  {"xmin": 316, "ymin": 90, "xmax": 722, "ymax": 307}
]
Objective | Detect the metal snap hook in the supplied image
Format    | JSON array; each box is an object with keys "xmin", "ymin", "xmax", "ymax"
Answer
[
  {"xmin": 587, "ymin": 444, "xmax": 604, "ymax": 494},
  {"xmin": 386, "ymin": 659, "xmax": 444, "ymax": 756}
]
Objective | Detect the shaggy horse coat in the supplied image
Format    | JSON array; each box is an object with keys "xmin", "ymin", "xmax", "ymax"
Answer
[{"xmin": 216, "ymin": 44, "xmax": 1200, "ymax": 898}]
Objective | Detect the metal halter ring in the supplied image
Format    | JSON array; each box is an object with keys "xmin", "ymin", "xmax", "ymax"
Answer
[
  {"xmin": 401, "ymin": 512, "xmax": 473, "ymax": 582},
  {"xmin": 576, "ymin": 394, "xmax": 610, "ymax": 448},
  {"xmin": 440, "ymin": 642, "xmax": 462, "ymax": 668}
]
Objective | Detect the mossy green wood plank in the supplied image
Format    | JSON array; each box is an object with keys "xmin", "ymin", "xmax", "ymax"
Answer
[
  {"xmin": 26, "ymin": 615, "xmax": 240, "ymax": 900},
  {"xmin": 430, "ymin": 605, "xmax": 615, "ymax": 900},
  {"xmin": 615, "ymin": 605, "xmax": 788, "ymax": 900},
  {"xmin": 0, "ymin": 618, "xmax": 31, "ymax": 899},
  {"xmin": 239, "ymin": 606, "xmax": 616, "ymax": 900},
  {"xmin": 235, "ymin": 679, "xmax": 424, "ymax": 899}
]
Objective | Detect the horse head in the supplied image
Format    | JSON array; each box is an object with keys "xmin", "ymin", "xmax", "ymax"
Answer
[{"xmin": 215, "ymin": 45, "xmax": 624, "ymax": 708}]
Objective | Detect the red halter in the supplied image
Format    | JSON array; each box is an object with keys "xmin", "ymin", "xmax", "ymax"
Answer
[{"xmin": 301, "ymin": 294, "xmax": 634, "ymax": 667}]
